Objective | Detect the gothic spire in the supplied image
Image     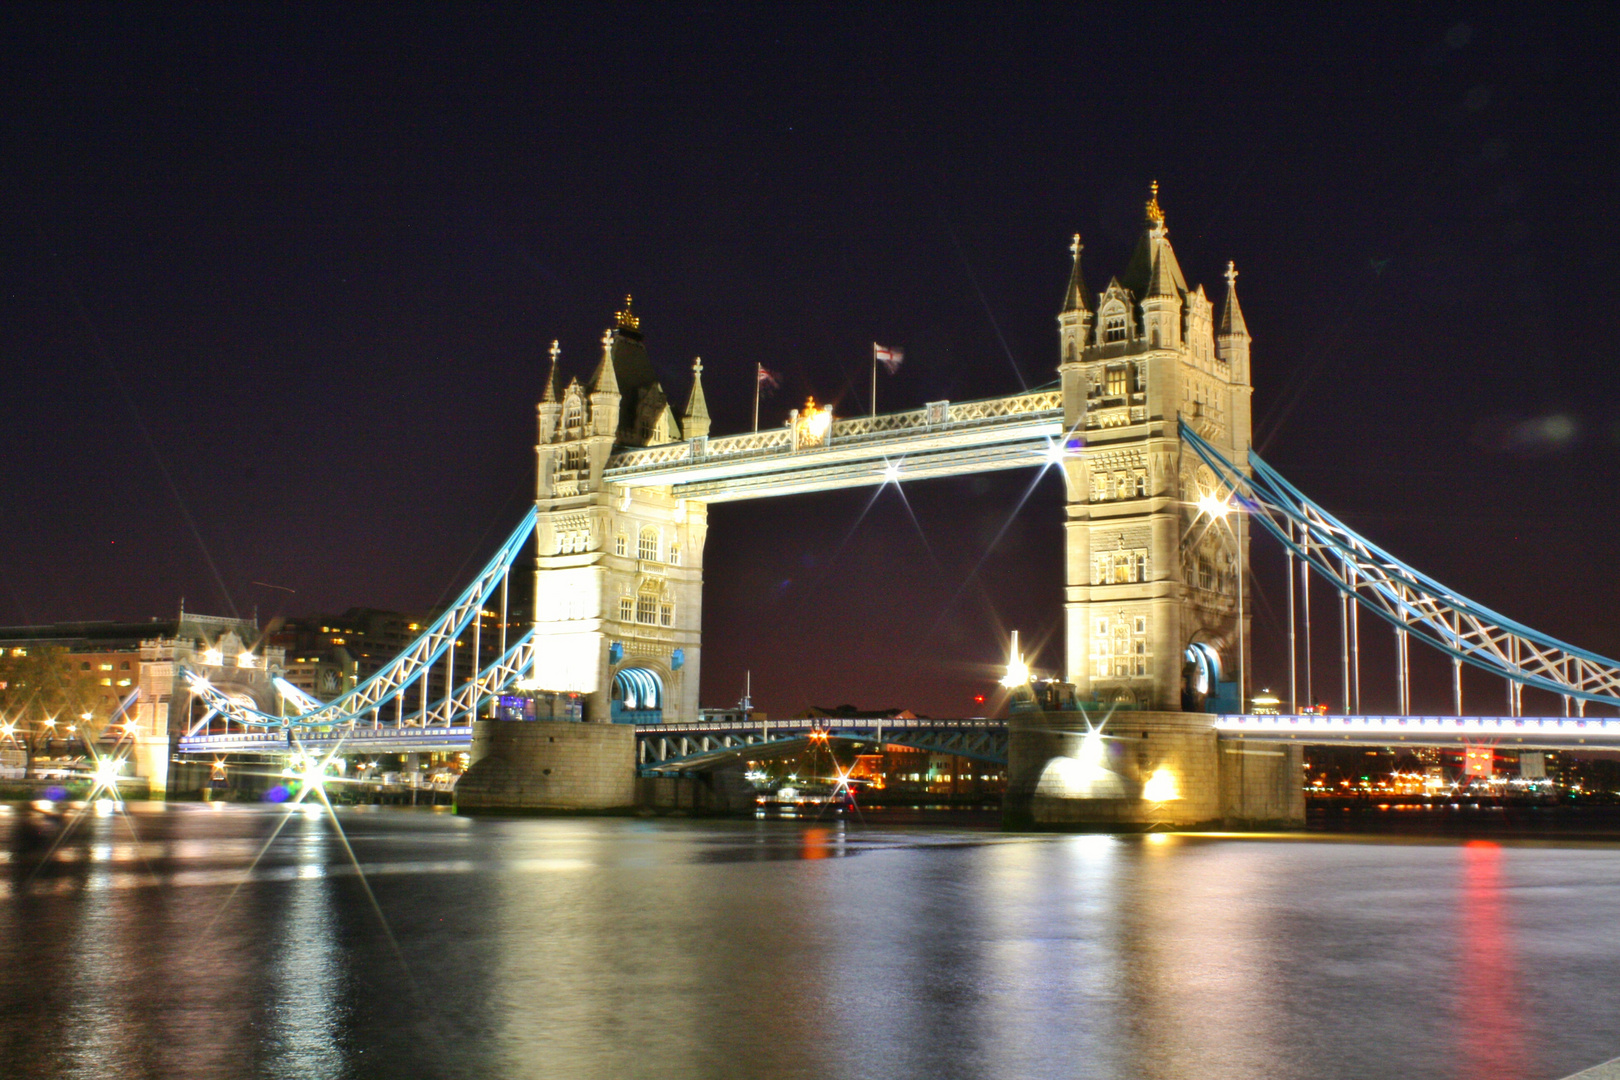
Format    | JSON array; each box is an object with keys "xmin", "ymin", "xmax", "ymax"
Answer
[
  {"xmin": 683, "ymin": 356, "xmax": 711, "ymax": 438},
  {"xmin": 1061, "ymin": 233, "xmax": 1090, "ymax": 314},
  {"xmin": 589, "ymin": 327, "xmax": 620, "ymax": 394},
  {"xmin": 542, "ymin": 339, "xmax": 561, "ymax": 402},
  {"xmin": 1220, "ymin": 261, "xmax": 1249, "ymax": 338}
]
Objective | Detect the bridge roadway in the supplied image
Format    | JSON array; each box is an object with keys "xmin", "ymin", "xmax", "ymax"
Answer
[
  {"xmin": 176, "ymin": 713, "xmax": 1620, "ymax": 767},
  {"xmin": 602, "ymin": 389, "xmax": 1065, "ymax": 501}
]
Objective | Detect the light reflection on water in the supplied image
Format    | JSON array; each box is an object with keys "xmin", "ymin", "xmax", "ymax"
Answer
[{"xmin": 2, "ymin": 806, "xmax": 1619, "ymax": 1080}]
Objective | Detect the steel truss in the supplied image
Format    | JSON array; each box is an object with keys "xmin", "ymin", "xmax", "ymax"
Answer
[
  {"xmin": 636, "ymin": 718, "xmax": 1009, "ymax": 773},
  {"xmin": 1181, "ymin": 421, "xmax": 1620, "ymax": 712},
  {"xmin": 188, "ymin": 510, "xmax": 538, "ymax": 729}
]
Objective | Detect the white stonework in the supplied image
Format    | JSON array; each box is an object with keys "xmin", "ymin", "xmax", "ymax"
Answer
[
  {"xmin": 532, "ymin": 309, "xmax": 710, "ymax": 723},
  {"xmin": 1057, "ymin": 187, "xmax": 1253, "ymax": 711}
]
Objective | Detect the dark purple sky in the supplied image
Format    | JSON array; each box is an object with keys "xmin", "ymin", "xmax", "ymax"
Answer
[{"xmin": 3, "ymin": 5, "xmax": 1617, "ymax": 718}]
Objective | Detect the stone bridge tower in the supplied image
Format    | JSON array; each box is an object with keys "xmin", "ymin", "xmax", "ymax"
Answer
[
  {"xmin": 529, "ymin": 300, "xmax": 709, "ymax": 723},
  {"xmin": 1057, "ymin": 184, "xmax": 1253, "ymax": 713}
]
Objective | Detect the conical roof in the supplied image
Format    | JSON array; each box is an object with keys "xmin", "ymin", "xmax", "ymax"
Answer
[
  {"xmin": 1061, "ymin": 234, "xmax": 1090, "ymax": 314},
  {"xmin": 1220, "ymin": 262, "xmax": 1249, "ymax": 337}
]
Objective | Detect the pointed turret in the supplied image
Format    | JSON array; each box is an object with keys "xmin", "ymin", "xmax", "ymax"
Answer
[
  {"xmin": 1218, "ymin": 261, "xmax": 1251, "ymax": 380},
  {"xmin": 543, "ymin": 339, "xmax": 561, "ymax": 402},
  {"xmin": 589, "ymin": 327, "xmax": 622, "ymax": 439},
  {"xmin": 589, "ymin": 328, "xmax": 620, "ymax": 395},
  {"xmin": 682, "ymin": 356, "xmax": 711, "ymax": 440},
  {"xmin": 1061, "ymin": 233, "xmax": 1090, "ymax": 315},
  {"xmin": 1122, "ymin": 181, "xmax": 1188, "ymax": 300},
  {"xmin": 1219, "ymin": 261, "xmax": 1249, "ymax": 338},
  {"xmin": 1057, "ymin": 233, "xmax": 1094, "ymax": 367},
  {"xmin": 537, "ymin": 339, "xmax": 563, "ymax": 444},
  {"xmin": 1134, "ymin": 183, "xmax": 1185, "ymax": 348}
]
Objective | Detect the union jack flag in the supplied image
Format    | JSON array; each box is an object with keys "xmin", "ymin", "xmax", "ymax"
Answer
[
  {"xmin": 756, "ymin": 365, "xmax": 781, "ymax": 390},
  {"xmin": 874, "ymin": 343, "xmax": 904, "ymax": 374}
]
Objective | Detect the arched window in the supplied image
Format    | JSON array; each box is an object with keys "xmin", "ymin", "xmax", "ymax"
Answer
[
  {"xmin": 1102, "ymin": 305, "xmax": 1128, "ymax": 343},
  {"xmin": 563, "ymin": 399, "xmax": 584, "ymax": 435},
  {"xmin": 638, "ymin": 528, "xmax": 659, "ymax": 562}
]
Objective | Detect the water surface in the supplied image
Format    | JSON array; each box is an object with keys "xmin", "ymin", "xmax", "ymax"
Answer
[{"xmin": 2, "ymin": 803, "xmax": 1617, "ymax": 1080}]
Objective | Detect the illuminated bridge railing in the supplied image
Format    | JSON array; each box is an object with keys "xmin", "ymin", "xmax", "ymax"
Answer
[
  {"xmin": 604, "ymin": 389, "xmax": 1065, "ymax": 479},
  {"xmin": 178, "ymin": 726, "xmax": 476, "ymax": 755},
  {"xmin": 1216, "ymin": 713, "xmax": 1620, "ymax": 747},
  {"xmin": 636, "ymin": 717, "xmax": 1009, "ymax": 772}
]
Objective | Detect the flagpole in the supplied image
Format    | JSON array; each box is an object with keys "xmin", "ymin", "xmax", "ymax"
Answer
[
  {"xmin": 871, "ymin": 344, "xmax": 877, "ymax": 418},
  {"xmin": 753, "ymin": 363, "xmax": 761, "ymax": 432}
]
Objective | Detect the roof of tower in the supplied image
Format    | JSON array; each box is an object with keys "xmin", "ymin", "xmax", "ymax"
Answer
[
  {"xmin": 542, "ymin": 339, "xmax": 562, "ymax": 403},
  {"xmin": 1121, "ymin": 181, "xmax": 1187, "ymax": 301},
  {"xmin": 589, "ymin": 327, "xmax": 620, "ymax": 395},
  {"xmin": 683, "ymin": 356, "xmax": 710, "ymax": 426},
  {"xmin": 1220, "ymin": 261, "xmax": 1250, "ymax": 338},
  {"xmin": 1061, "ymin": 233, "xmax": 1091, "ymax": 314}
]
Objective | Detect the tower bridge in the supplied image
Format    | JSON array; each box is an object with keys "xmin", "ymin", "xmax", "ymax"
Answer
[{"xmin": 156, "ymin": 184, "xmax": 1620, "ymax": 827}]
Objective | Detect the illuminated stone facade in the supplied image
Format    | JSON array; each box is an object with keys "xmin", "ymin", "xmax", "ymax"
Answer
[
  {"xmin": 1056, "ymin": 185, "xmax": 1253, "ymax": 711},
  {"xmin": 531, "ymin": 302, "xmax": 709, "ymax": 723}
]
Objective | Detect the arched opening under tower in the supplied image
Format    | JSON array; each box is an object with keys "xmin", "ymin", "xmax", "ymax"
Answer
[
  {"xmin": 1182, "ymin": 640, "xmax": 1238, "ymax": 714},
  {"xmin": 611, "ymin": 667, "xmax": 664, "ymax": 724}
]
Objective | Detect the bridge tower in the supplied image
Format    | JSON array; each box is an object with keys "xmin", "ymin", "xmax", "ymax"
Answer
[
  {"xmin": 1058, "ymin": 184, "xmax": 1254, "ymax": 713},
  {"xmin": 529, "ymin": 300, "xmax": 709, "ymax": 723}
]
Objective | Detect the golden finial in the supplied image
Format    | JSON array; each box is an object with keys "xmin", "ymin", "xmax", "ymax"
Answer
[
  {"xmin": 1070, "ymin": 232, "xmax": 1083, "ymax": 258},
  {"xmin": 615, "ymin": 294, "xmax": 640, "ymax": 330},
  {"xmin": 1145, "ymin": 179, "xmax": 1164, "ymax": 225},
  {"xmin": 692, "ymin": 356, "xmax": 703, "ymax": 375},
  {"xmin": 1225, "ymin": 260, "xmax": 1238, "ymax": 285},
  {"xmin": 549, "ymin": 339, "xmax": 561, "ymax": 364}
]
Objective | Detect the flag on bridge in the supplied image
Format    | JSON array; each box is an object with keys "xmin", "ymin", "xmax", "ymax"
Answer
[
  {"xmin": 874, "ymin": 343, "xmax": 905, "ymax": 374},
  {"xmin": 756, "ymin": 364, "xmax": 781, "ymax": 390}
]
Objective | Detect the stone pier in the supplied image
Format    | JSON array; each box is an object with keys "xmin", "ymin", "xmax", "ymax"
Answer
[
  {"xmin": 1005, "ymin": 710, "xmax": 1303, "ymax": 829},
  {"xmin": 456, "ymin": 720, "xmax": 636, "ymax": 813}
]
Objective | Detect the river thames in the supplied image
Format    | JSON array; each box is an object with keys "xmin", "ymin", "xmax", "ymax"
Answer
[{"xmin": 2, "ymin": 803, "xmax": 1619, "ymax": 1080}]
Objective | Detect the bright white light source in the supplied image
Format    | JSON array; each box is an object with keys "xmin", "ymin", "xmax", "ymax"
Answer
[
  {"xmin": 1142, "ymin": 767, "xmax": 1181, "ymax": 802},
  {"xmin": 1000, "ymin": 630, "xmax": 1030, "ymax": 688},
  {"xmin": 203, "ymin": 648, "xmax": 223, "ymax": 666},
  {"xmin": 883, "ymin": 461, "xmax": 902, "ymax": 483},
  {"xmin": 1043, "ymin": 442, "xmax": 1066, "ymax": 466},
  {"xmin": 93, "ymin": 758, "xmax": 122, "ymax": 787},
  {"xmin": 1197, "ymin": 493, "xmax": 1230, "ymax": 519},
  {"xmin": 237, "ymin": 652, "xmax": 256, "ymax": 669}
]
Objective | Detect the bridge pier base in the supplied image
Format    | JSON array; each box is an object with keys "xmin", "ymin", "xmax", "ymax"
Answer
[
  {"xmin": 1006, "ymin": 711, "xmax": 1303, "ymax": 830},
  {"xmin": 456, "ymin": 720, "xmax": 636, "ymax": 814}
]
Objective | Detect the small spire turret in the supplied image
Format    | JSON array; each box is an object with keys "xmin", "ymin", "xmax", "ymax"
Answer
[
  {"xmin": 682, "ymin": 356, "xmax": 711, "ymax": 439},
  {"xmin": 542, "ymin": 339, "xmax": 561, "ymax": 402},
  {"xmin": 1220, "ymin": 261, "xmax": 1249, "ymax": 338},
  {"xmin": 1061, "ymin": 233, "xmax": 1091, "ymax": 314}
]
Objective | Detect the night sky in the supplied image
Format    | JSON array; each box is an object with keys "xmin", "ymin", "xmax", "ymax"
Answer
[{"xmin": 3, "ymin": 5, "xmax": 1617, "ymax": 719}]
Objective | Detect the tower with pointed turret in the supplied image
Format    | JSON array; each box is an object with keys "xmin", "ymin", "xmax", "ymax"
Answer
[
  {"xmin": 1055, "ymin": 183, "xmax": 1254, "ymax": 713},
  {"xmin": 530, "ymin": 298, "xmax": 709, "ymax": 723}
]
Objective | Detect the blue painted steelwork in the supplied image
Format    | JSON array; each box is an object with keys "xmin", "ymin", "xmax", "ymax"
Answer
[
  {"xmin": 1217, "ymin": 713, "xmax": 1620, "ymax": 748},
  {"xmin": 634, "ymin": 717, "xmax": 1009, "ymax": 774},
  {"xmin": 187, "ymin": 511, "xmax": 538, "ymax": 730},
  {"xmin": 1181, "ymin": 421, "xmax": 1620, "ymax": 709}
]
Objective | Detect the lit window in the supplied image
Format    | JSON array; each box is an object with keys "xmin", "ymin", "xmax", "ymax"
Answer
[
  {"xmin": 100, "ymin": 663, "xmax": 113, "ymax": 672},
  {"xmin": 117, "ymin": 679, "xmax": 131, "ymax": 687},
  {"xmin": 1106, "ymin": 367, "xmax": 1127, "ymax": 396},
  {"xmin": 100, "ymin": 678, "xmax": 112, "ymax": 686}
]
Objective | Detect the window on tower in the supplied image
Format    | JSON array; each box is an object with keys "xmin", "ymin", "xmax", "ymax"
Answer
[
  {"xmin": 638, "ymin": 528, "xmax": 659, "ymax": 562},
  {"xmin": 1104, "ymin": 314, "xmax": 1127, "ymax": 343},
  {"xmin": 1106, "ymin": 367, "xmax": 1127, "ymax": 396}
]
